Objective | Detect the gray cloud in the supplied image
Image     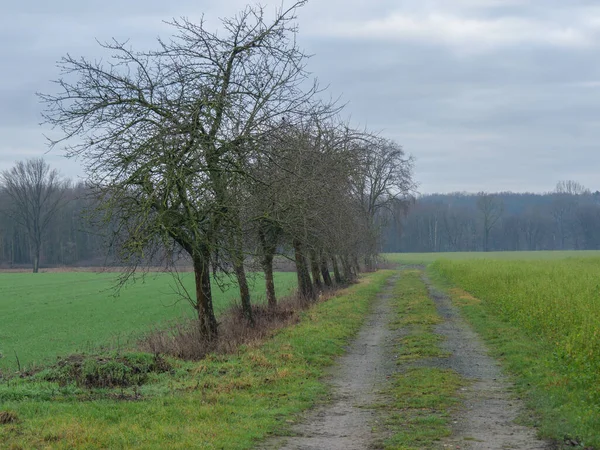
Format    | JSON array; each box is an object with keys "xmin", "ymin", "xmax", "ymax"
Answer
[{"xmin": 1, "ymin": 1, "xmax": 600, "ymax": 193}]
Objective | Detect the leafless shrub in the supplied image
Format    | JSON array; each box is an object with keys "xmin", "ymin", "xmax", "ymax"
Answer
[
  {"xmin": 139, "ymin": 319, "xmax": 214, "ymax": 361},
  {"xmin": 137, "ymin": 290, "xmax": 330, "ymax": 360}
]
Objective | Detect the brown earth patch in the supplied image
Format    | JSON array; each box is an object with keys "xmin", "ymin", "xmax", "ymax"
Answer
[
  {"xmin": 448, "ymin": 287, "xmax": 481, "ymax": 306},
  {"xmin": 0, "ymin": 411, "xmax": 18, "ymax": 425}
]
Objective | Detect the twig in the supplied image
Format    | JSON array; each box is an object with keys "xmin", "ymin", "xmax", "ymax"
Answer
[{"xmin": 14, "ymin": 350, "xmax": 21, "ymax": 373}]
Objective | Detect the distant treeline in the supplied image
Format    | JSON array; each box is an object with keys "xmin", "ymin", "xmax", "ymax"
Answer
[
  {"xmin": 6, "ymin": 181, "xmax": 600, "ymax": 265},
  {"xmin": 0, "ymin": 183, "xmax": 107, "ymax": 268},
  {"xmin": 384, "ymin": 181, "xmax": 600, "ymax": 253}
]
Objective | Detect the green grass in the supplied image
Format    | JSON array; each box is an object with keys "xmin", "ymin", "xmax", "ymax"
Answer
[
  {"xmin": 0, "ymin": 271, "xmax": 298, "ymax": 371},
  {"xmin": 430, "ymin": 259, "xmax": 600, "ymax": 448},
  {"xmin": 379, "ymin": 269, "xmax": 463, "ymax": 450},
  {"xmin": 391, "ymin": 270, "xmax": 447, "ymax": 361},
  {"xmin": 383, "ymin": 367, "xmax": 463, "ymax": 450},
  {"xmin": 0, "ymin": 270, "xmax": 395, "ymax": 449},
  {"xmin": 383, "ymin": 250, "xmax": 600, "ymax": 265}
]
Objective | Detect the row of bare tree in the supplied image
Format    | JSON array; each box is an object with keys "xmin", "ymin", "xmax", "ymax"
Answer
[{"xmin": 2, "ymin": 2, "xmax": 414, "ymax": 340}]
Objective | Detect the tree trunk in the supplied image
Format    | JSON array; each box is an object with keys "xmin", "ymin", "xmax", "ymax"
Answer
[
  {"xmin": 483, "ymin": 228, "xmax": 489, "ymax": 252},
  {"xmin": 233, "ymin": 260, "xmax": 253, "ymax": 325},
  {"xmin": 364, "ymin": 255, "xmax": 375, "ymax": 272},
  {"xmin": 309, "ymin": 248, "xmax": 323, "ymax": 290},
  {"xmin": 293, "ymin": 239, "xmax": 314, "ymax": 301},
  {"xmin": 352, "ymin": 255, "xmax": 361, "ymax": 275},
  {"xmin": 32, "ymin": 243, "xmax": 40, "ymax": 273},
  {"xmin": 263, "ymin": 255, "xmax": 276, "ymax": 310},
  {"xmin": 227, "ymin": 215, "xmax": 253, "ymax": 324},
  {"xmin": 320, "ymin": 252, "xmax": 332, "ymax": 287},
  {"xmin": 258, "ymin": 228, "xmax": 277, "ymax": 310},
  {"xmin": 341, "ymin": 255, "xmax": 354, "ymax": 282},
  {"xmin": 331, "ymin": 255, "xmax": 343, "ymax": 284},
  {"xmin": 192, "ymin": 250, "xmax": 218, "ymax": 340}
]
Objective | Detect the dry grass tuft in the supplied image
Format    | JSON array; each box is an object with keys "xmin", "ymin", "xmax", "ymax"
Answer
[
  {"xmin": 139, "ymin": 294, "xmax": 308, "ymax": 360},
  {"xmin": 448, "ymin": 287, "xmax": 481, "ymax": 306},
  {"xmin": 41, "ymin": 353, "xmax": 171, "ymax": 388},
  {"xmin": 0, "ymin": 411, "xmax": 18, "ymax": 425},
  {"xmin": 137, "ymin": 283, "xmax": 350, "ymax": 361}
]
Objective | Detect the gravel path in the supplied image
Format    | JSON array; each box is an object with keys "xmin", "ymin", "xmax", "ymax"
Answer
[
  {"xmin": 423, "ymin": 275, "xmax": 552, "ymax": 450},
  {"xmin": 258, "ymin": 271, "xmax": 553, "ymax": 449},
  {"xmin": 258, "ymin": 275, "xmax": 400, "ymax": 450}
]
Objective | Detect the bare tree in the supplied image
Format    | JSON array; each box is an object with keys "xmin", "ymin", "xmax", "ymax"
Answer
[
  {"xmin": 476, "ymin": 193, "xmax": 504, "ymax": 252},
  {"xmin": 551, "ymin": 181, "xmax": 588, "ymax": 250},
  {"xmin": 520, "ymin": 208, "xmax": 547, "ymax": 251},
  {"xmin": 352, "ymin": 135, "xmax": 415, "ymax": 268},
  {"xmin": 40, "ymin": 1, "xmax": 320, "ymax": 340},
  {"xmin": 0, "ymin": 158, "xmax": 67, "ymax": 273},
  {"xmin": 247, "ymin": 117, "xmax": 361, "ymax": 300},
  {"xmin": 555, "ymin": 180, "xmax": 589, "ymax": 196},
  {"xmin": 442, "ymin": 204, "xmax": 472, "ymax": 251}
]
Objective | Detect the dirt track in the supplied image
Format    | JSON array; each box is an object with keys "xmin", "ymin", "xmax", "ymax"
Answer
[
  {"xmin": 259, "ymin": 270, "xmax": 551, "ymax": 450},
  {"xmin": 259, "ymin": 275, "xmax": 400, "ymax": 450},
  {"xmin": 423, "ymin": 275, "xmax": 551, "ymax": 450}
]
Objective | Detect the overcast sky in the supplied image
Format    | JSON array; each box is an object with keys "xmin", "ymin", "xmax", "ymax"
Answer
[{"xmin": 2, "ymin": 0, "xmax": 600, "ymax": 194}]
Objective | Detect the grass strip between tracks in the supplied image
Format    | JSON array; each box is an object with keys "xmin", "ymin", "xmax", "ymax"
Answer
[{"xmin": 377, "ymin": 269, "xmax": 463, "ymax": 450}]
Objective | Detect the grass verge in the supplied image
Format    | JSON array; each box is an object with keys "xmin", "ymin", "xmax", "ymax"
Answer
[
  {"xmin": 378, "ymin": 269, "xmax": 463, "ymax": 450},
  {"xmin": 428, "ymin": 264, "xmax": 600, "ymax": 449},
  {"xmin": 0, "ymin": 270, "xmax": 395, "ymax": 449}
]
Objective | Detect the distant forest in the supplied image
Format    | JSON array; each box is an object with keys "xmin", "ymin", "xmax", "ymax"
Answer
[
  {"xmin": 2, "ymin": 176, "xmax": 599, "ymax": 267},
  {"xmin": 383, "ymin": 181, "xmax": 600, "ymax": 253},
  {"xmin": 0, "ymin": 182, "xmax": 108, "ymax": 268}
]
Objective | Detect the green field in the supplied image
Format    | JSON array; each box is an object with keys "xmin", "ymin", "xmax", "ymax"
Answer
[
  {"xmin": 427, "ymin": 255, "xmax": 600, "ymax": 446},
  {"xmin": 0, "ymin": 271, "xmax": 298, "ymax": 371},
  {"xmin": 384, "ymin": 250, "xmax": 600, "ymax": 265}
]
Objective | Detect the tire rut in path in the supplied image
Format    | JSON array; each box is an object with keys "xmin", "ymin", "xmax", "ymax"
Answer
[
  {"xmin": 422, "ymin": 275, "xmax": 551, "ymax": 450},
  {"xmin": 257, "ymin": 275, "xmax": 400, "ymax": 450}
]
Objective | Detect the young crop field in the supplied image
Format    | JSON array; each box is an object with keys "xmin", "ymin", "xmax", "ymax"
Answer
[
  {"xmin": 0, "ymin": 271, "xmax": 298, "ymax": 372},
  {"xmin": 430, "ymin": 256, "xmax": 600, "ymax": 446},
  {"xmin": 384, "ymin": 249, "xmax": 600, "ymax": 265}
]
